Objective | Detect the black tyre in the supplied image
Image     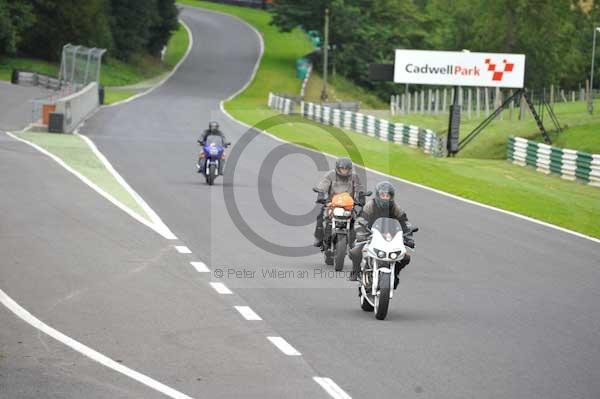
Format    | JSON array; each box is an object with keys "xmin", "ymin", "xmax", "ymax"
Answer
[
  {"xmin": 324, "ymin": 250, "xmax": 334, "ymax": 266},
  {"xmin": 208, "ymin": 164, "xmax": 216, "ymax": 186},
  {"xmin": 334, "ymin": 235, "xmax": 347, "ymax": 271},
  {"xmin": 375, "ymin": 273, "xmax": 391, "ymax": 320},
  {"xmin": 360, "ymin": 293, "xmax": 374, "ymax": 312}
]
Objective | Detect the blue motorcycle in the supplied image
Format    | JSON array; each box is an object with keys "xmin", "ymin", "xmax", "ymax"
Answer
[{"xmin": 197, "ymin": 135, "xmax": 230, "ymax": 185}]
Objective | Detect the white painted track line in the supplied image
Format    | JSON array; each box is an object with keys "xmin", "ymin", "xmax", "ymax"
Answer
[
  {"xmin": 76, "ymin": 133, "xmax": 177, "ymax": 240},
  {"xmin": 190, "ymin": 261, "xmax": 210, "ymax": 272},
  {"xmin": 0, "ymin": 288, "xmax": 195, "ymax": 399},
  {"xmin": 6, "ymin": 132, "xmax": 176, "ymax": 240},
  {"xmin": 313, "ymin": 377, "xmax": 352, "ymax": 399},
  {"xmin": 175, "ymin": 245, "xmax": 192, "ymax": 254},
  {"xmin": 267, "ymin": 336, "xmax": 301, "ymax": 356},
  {"xmin": 234, "ymin": 306, "xmax": 262, "ymax": 321},
  {"xmin": 209, "ymin": 282, "xmax": 232, "ymax": 295}
]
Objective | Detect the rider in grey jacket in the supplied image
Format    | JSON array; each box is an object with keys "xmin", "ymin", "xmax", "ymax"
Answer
[{"xmin": 313, "ymin": 157, "xmax": 365, "ymax": 247}]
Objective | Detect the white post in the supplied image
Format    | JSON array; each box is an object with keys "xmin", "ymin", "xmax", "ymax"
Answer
[
  {"xmin": 443, "ymin": 88, "xmax": 447, "ymax": 112},
  {"xmin": 484, "ymin": 87, "xmax": 490, "ymax": 116},
  {"xmin": 467, "ymin": 88, "xmax": 472, "ymax": 119},
  {"xmin": 476, "ymin": 87, "xmax": 481, "ymax": 119}
]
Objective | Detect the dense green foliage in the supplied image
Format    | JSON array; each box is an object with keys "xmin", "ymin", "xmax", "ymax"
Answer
[
  {"xmin": 272, "ymin": 0, "xmax": 600, "ymax": 97},
  {"xmin": 0, "ymin": 0, "xmax": 34, "ymax": 55},
  {"xmin": 0, "ymin": 0, "xmax": 178, "ymax": 62}
]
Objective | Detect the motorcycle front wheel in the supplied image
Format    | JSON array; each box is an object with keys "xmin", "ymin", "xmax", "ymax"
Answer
[
  {"xmin": 334, "ymin": 235, "xmax": 347, "ymax": 271},
  {"xmin": 208, "ymin": 164, "xmax": 216, "ymax": 185},
  {"xmin": 375, "ymin": 273, "xmax": 391, "ymax": 320}
]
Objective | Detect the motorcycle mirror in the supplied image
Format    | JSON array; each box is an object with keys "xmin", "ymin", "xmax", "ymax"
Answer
[
  {"xmin": 225, "ymin": 142, "xmax": 231, "ymax": 147},
  {"xmin": 358, "ymin": 219, "xmax": 368, "ymax": 226},
  {"xmin": 312, "ymin": 187, "xmax": 322, "ymax": 193},
  {"xmin": 411, "ymin": 226, "xmax": 419, "ymax": 233},
  {"xmin": 365, "ymin": 190, "xmax": 373, "ymax": 196}
]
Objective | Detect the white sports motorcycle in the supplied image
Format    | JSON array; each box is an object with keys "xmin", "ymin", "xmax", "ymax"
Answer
[{"xmin": 357, "ymin": 217, "xmax": 418, "ymax": 320}]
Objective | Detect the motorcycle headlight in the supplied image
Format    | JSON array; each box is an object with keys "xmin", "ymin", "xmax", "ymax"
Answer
[
  {"xmin": 376, "ymin": 249, "xmax": 386, "ymax": 258},
  {"xmin": 344, "ymin": 210, "xmax": 352, "ymax": 217},
  {"xmin": 209, "ymin": 149, "xmax": 219, "ymax": 155},
  {"xmin": 333, "ymin": 208, "xmax": 346, "ymax": 217},
  {"xmin": 389, "ymin": 252, "xmax": 398, "ymax": 260}
]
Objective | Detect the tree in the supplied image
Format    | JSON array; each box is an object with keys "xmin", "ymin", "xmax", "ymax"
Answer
[
  {"xmin": 0, "ymin": 0, "xmax": 34, "ymax": 56},
  {"xmin": 109, "ymin": 0, "xmax": 156, "ymax": 61},
  {"xmin": 20, "ymin": 0, "xmax": 112, "ymax": 61},
  {"xmin": 147, "ymin": 0, "xmax": 179, "ymax": 57}
]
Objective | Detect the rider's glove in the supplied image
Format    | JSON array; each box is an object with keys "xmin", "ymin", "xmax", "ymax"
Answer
[
  {"xmin": 315, "ymin": 192, "xmax": 327, "ymax": 204},
  {"xmin": 404, "ymin": 238, "xmax": 415, "ymax": 248}
]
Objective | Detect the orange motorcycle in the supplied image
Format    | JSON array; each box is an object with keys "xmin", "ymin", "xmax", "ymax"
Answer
[{"xmin": 313, "ymin": 189, "xmax": 370, "ymax": 271}]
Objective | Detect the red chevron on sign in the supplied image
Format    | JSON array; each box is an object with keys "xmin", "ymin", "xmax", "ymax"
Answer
[{"xmin": 485, "ymin": 59, "xmax": 515, "ymax": 82}]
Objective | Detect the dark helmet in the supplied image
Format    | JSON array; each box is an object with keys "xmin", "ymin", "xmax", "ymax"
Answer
[
  {"xmin": 208, "ymin": 121, "xmax": 219, "ymax": 131},
  {"xmin": 374, "ymin": 181, "xmax": 395, "ymax": 208},
  {"xmin": 335, "ymin": 157, "xmax": 353, "ymax": 178}
]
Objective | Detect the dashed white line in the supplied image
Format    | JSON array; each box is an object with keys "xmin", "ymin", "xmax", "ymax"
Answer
[
  {"xmin": 190, "ymin": 261, "xmax": 210, "ymax": 272},
  {"xmin": 175, "ymin": 246, "xmax": 191, "ymax": 254},
  {"xmin": 267, "ymin": 336, "xmax": 301, "ymax": 356},
  {"xmin": 209, "ymin": 282, "xmax": 232, "ymax": 295},
  {"xmin": 313, "ymin": 377, "xmax": 352, "ymax": 399},
  {"xmin": 0, "ymin": 288, "xmax": 195, "ymax": 399},
  {"xmin": 234, "ymin": 306, "xmax": 262, "ymax": 321}
]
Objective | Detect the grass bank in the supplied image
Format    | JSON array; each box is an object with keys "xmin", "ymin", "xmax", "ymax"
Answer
[
  {"xmin": 182, "ymin": 1, "xmax": 600, "ymax": 238},
  {"xmin": 14, "ymin": 131, "xmax": 150, "ymax": 222}
]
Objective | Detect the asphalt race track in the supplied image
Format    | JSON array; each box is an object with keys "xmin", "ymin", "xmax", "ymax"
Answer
[{"xmin": 2, "ymin": 6, "xmax": 600, "ymax": 399}]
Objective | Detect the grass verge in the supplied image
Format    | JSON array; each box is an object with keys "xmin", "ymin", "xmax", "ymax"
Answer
[
  {"xmin": 14, "ymin": 131, "xmax": 150, "ymax": 222},
  {"xmin": 182, "ymin": 1, "xmax": 600, "ymax": 238}
]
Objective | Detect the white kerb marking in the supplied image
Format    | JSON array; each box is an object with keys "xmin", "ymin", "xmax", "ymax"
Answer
[
  {"xmin": 209, "ymin": 282, "xmax": 232, "ymax": 295},
  {"xmin": 313, "ymin": 377, "xmax": 352, "ymax": 399},
  {"xmin": 267, "ymin": 336, "xmax": 301, "ymax": 356},
  {"xmin": 190, "ymin": 261, "xmax": 209, "ymax": 272},
  {"xmin": 234, "ymin": 306, "xmax": 262, "ymax": 321},
  {"xmin": 0, "ymin": 288, "xmax": 195, "ymax": 399},
  {"xmin": 175, "ymin": 246, "xmax": 191, "ymax": 254}
]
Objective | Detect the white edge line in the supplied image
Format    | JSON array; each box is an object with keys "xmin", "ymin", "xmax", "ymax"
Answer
[
  {"xmin": 175, "ymin": 245, "xmax": 192, "ymax": 254},
  {"xmin": 214, "ymin": 10, "xmax": 600, "ymax": 246},
  {"xmin": 313, "ymin": 377, "xmax": 352, "ymax": 399},
  {"xmin": 102, "ymin": 18, "xmax": 194, "ymax": 108},
  {"xmin": 0, "ymin": 288, "xmax": 194, "ymax": 399},
  {"xmin": 209, "ymin": 282, "xmax": 233, "ymax": 295},
  {"xmin": 5, "ymin": 131, "xmax": 176, "ymax": 240},
  {"xmin": 267, "ymin": 336, "xmax": 301, "ymax": 356},
  {"xmin": 76, "ymin": 132, "xmax": 177, "ymax": 240},
  {"xmin": 234, "ymin": 306, "xmax": 262, "ymax": 321},
  {"xmin": 190, "ymin": 261, "xmax": 210, "ymax": 272}
]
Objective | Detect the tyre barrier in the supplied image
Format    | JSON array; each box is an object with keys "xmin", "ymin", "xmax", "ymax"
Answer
[
  {"xmin": 267, "ymin": 92, "xmax": 442, "ymax": 156},
  {"xmin": 508, "ymin": 137, "xmax": 600, "ymax": 187}
]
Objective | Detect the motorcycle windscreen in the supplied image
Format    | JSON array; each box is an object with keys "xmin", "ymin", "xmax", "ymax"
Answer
[
  {"xmin": 371, "ymin": 217, "xmax": 402, "ymax": 242},
  {"xmin": 205, "ymin": 135, "xmax": 224, "ymax": 147}
]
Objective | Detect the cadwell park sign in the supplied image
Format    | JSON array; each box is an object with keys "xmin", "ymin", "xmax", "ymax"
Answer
[{"xmin": 393, "ymin": 50, "xmax": 525, "ymax": 88}]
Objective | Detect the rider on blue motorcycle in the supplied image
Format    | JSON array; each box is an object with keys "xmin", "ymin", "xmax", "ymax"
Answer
[{"xmin": 198, "ymin": 121, "xmax": 228, "ymax": 175}]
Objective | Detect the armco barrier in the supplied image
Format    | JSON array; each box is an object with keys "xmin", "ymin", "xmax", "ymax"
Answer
[
  {"xmin": 54, "ymin": 82, "xmax": 99, "ymax": 133},
  {"xmin": 508, "ymin": 137, "xmax": 600, "ymax": 187},
  {"xmin": 267, "ymin": 92, "xmax": 442, "ymax": 156}
]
